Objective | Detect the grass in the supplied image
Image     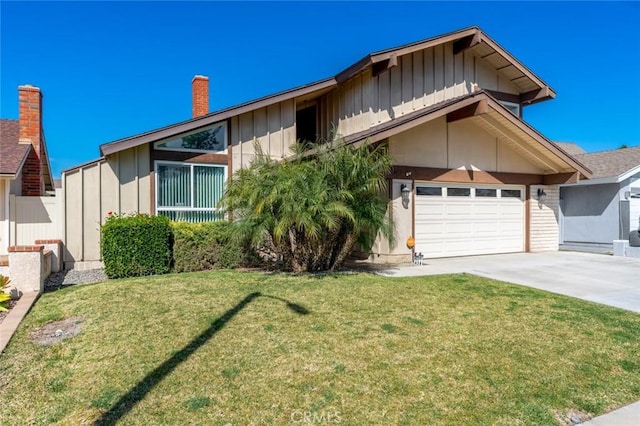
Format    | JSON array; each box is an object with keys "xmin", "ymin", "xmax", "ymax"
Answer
[{"xmin": 1, "ymin": 271, "xmax": 639, "ymax": 425}]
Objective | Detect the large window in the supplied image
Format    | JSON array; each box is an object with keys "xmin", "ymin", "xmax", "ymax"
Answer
[
  {"xmin": 154, "ymin": 122, "xmax": 227, "ymax": 153},
  {"xmin": 156, "ymin": 162, "xmax": 226, "ymax": 222}
]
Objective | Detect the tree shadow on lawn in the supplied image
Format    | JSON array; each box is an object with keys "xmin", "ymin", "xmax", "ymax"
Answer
[{"xmin": 94, "ymin": 292, "xmax": 310, "ymax": 425}]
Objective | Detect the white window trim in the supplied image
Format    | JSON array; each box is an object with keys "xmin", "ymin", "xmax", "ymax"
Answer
[
  {"xmin": 154, "ymin": 160, "xmax": 227, "ymax": 214},
  {"xmin": 153, "ymin": 121, "xmax": 228, "ymax": 154}
]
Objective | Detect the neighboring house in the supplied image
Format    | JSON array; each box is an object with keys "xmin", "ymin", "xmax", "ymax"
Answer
[
  {"xmin": 558, "ymin": 145, "xmax": 640, "ymax": 247},
  {"xmin": 62, "ymin": 26, "xmax": 591, "ymax": 269},
  {"xmin": 0, "ymin": 85, "xmax": 55, "ymax": 256}
]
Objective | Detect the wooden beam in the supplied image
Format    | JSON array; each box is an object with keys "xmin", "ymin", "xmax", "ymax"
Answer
[
  {"xmin": 446, "ymin": 100, "xmax": 488, "ymax": 123},
  {"xmin": 389, "ymin": 166, "xmax": 543, "ymax": 185},
  {"xmin": 520, "ymin": 87, "xmax": 554, "ymax": 104},
  {"xmin": 485, "ymin": 89, "xmax": 520, "ymax": 105},
  {"xmin": 371, "ymin": 54, "xmax": 398, "ymax": 77},
  {"xmin": 453, "ymin": 32, "xmax": 481, "ymax": 55},
  {"xmin": 542, "ymin": 172, "xmax": 579, "ymax": 185}
]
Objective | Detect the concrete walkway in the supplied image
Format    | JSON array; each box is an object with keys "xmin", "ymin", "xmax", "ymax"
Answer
[
  {"xmin": 379, "ymin": 251, "xmax": 640, "ymax": 313},
  {"xmin": 582, "ymin": 400, "xmax": 640, "ymax": 425},
  {"xmin": 0, "ymin": 291, "xmax": 40, "ymax": 354},
  {"xmin": 379, "ymin": 251, "xmax": 640, "ymax": 424}
]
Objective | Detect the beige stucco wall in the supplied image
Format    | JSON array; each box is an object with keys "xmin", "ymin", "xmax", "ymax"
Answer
[
  {"xmin": 63, "ymin": 144, "xmax": 151, "ymax": 268},
  {"xmin": 367, "ymin": 179, "xmax": 413, "ymax": 263},
  {"xmin": 529, "ymin": 185, "xmax": 560, "ymax": 252},
  {"xmin": 230, "ymin": 99, "xmax": 296, "ymax": 173},
  {"xmin": 389, "ymin": 116, "xmax": 544, "ymax": 174}
]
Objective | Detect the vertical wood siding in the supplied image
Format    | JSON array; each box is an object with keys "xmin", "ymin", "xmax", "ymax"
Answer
[
  {"xmin": 319, "ymin": 41, "xmax": 511, "ymax": 140},
  {"xmin": 8, "ymin": 193, "xmax": 62, "ymax": 249},
  {"xmin": 62, "ymin": 144, "xmax": 151, "ymax": 267},
  {"xmin": 231, "ymin": 99, "xmax": 295, "ymax": 174}
]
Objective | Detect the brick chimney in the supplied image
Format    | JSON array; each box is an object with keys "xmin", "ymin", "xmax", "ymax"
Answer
[
  {"xmin": 18, "ymin": 85, "xmax": 44, "ymax": 196},
  {"xmin": 192, "ymin": 75, "xmax": 209, "ymax": 118}
]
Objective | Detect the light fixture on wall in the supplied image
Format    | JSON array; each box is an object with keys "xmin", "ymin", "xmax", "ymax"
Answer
[
  {"xmin": 537, "ymin": 188, "xmax": 547, "ymax": 202},
  {"xmin": 401, "ymin": 184, "xmax": 411, "ymax": 208}
]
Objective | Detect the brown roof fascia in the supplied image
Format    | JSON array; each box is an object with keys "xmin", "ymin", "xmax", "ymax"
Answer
[
  {"xmin": 100, "ymin": 77, "xmax": 337, "ymax": 156},
  {"xmin": 62, "ymin": 156, "xmax": 105, "ymax": 174},
  {"xmin": 479, "ymin": 32, "xmax": 556, "ymax": 101},
  {"xmin": 343, "ymin": 93, "xmax": 480, "ymax": 145},
  {"xmin": 341, "ymin": 90, "xmax": 590, "ymax": 179},
  {"xmin": 336, "ymin": 27, "xmax": 479, "ymax": 83},
  {"xmin": 40, "ymin": 130, "xmax": 55, "ymax": 190}
]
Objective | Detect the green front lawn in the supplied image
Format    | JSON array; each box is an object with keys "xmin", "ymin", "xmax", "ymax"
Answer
[{"xmin": 1, "ymin": 271, "xmax": 639, "ymax": 425}]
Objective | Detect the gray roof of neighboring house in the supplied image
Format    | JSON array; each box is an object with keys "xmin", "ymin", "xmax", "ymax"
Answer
[
  {"xmin": 573, "ymin": 146, "xmax": 640, "ymax": 179},
  {"xmin": 554, "ymin": 142, "xmax": 586, "ymax": 156},
  {"xmin": 0, "ymin": 119, "xmax": 31, "ymax": 176}
]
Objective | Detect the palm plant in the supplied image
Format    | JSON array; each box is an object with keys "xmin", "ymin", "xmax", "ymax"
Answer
[{"xmin": 220, "ymin": 138, "xmax": 393, "ymax": 272}]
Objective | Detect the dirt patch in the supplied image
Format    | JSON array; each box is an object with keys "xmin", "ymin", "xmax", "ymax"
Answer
[
  {"xmin": 30, "ymin": 316, "xmax": 85, "ymax": 346},
  {"xmin": 553, "ymin": 408, "xmax": 593, "ymax": 425}
]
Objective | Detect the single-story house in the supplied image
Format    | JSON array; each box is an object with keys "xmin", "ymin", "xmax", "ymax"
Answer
[
  {"xmin": 61, "ymin": 26, "xmax": 592, "ymax": 269},
  {"xmin": 558, "ymin": 144, "xmax": 640, "ymax": 248},
  {"xmin": 0, "ymin": 85, "xmax": 55, "ymax": 258}
]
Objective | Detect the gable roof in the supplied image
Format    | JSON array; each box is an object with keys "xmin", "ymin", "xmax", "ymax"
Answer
[
  {"xmin": 336, "ymin": 26, "xmax": 555, "ymax": 101},
  {"xmin": 100, "ymin": 26, "xmax": 554, "ymax": 157},
  {"xmin": 340, "ymin": 90, "xmax": 591, "ymax": 179},
  {"xmin": 0, "ymin": 119, "xmax": 31, "ymax": 177},
  {"xmin": 572, "ymin": 146, "xmax": 640, "ymax": 181}
]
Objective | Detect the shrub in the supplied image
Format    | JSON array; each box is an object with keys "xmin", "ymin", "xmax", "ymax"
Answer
[
  {"xmin": 0, "ymin": 275, "xmax": 11, "ymax": 312},
  {"xmin": 101, "ymin": 213, "xmax": 172, "ymax": 279},
  {"xmin": 171, "ymin": 221, "xmax": 253, "ymax": 272},
  {"xmin": 220, "ymin": 139, "xmax": 393, "ymax": 272}
]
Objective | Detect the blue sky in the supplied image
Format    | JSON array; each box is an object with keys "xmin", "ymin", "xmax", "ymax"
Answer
[{"xmin": 2, "ymin": 1, "xmax": 639, "ymax": 178}]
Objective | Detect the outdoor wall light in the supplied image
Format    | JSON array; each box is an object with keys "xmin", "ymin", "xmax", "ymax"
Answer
[
  {"xmin": 401, "ymin": 184, "xmax": 411, "ymax": 208},
  {"xmin": 537, "ymin": 188, "xmax": 547, "ymax": 202}
]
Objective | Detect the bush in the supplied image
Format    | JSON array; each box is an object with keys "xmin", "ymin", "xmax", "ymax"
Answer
[
  {"xmin": 171, "ymin": 221, "xmax": 252, "ymax": 272},
  {"xmin": 0, "ymin": 275, "xmax": 11, "ymax": 312},
  {"xmin": 101, "ymin": 213, "xmax": 172, "ymax": 279}
]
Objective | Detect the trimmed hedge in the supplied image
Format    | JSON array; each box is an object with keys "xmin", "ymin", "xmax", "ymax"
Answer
[
  {"xmin": 101, "ymin": 213, "xmax": 172, "ymax": 279},
  {"xmin": 171, "ymin": 221, "xmax": 250, "ymax": 272}
]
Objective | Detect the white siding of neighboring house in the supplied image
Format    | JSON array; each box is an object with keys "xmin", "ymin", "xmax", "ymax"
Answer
[{"xmin": 0, "ymin": 179, "xmax": 8, "ymax": 255}]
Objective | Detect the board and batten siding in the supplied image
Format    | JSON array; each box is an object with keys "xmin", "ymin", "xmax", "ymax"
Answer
[
  {"xmin": 62, "ymin": 145, "xmax": 151, "ymax": 269},
  {"xmin": 230, "ymin": 99, "xmax": 296, "ymax": 173},
  {"xmin": 529, "ymin": 185, "xmax": 560, "ymax": 252},
  {"xmin": 389, "ymin": 116, "xmax": 544, "ymax": 174},
  {"xmin": 320, "ymin": 42, "xmax": 520, "ymax": 140}
]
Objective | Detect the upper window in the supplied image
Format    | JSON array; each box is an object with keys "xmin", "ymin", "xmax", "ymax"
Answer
[
  {"xmin": 499, "ymin": 101, "xmax": 520, "ymax": 117},
  {"xmin": 155, "ymin": 161, "xmax": 226, "ymax": 223},
  {"xmin": 154, "ymin": 122, "xmax": 227, "ymax": 153},
  {"xmin": 296, "ymin": 104, "xmax": 318, "ymax": 143}
]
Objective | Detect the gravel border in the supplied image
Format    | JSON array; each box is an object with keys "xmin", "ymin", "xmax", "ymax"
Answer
[{"xmin": 45, "ymin": 269, "xmax": 107, "ymax": 292}]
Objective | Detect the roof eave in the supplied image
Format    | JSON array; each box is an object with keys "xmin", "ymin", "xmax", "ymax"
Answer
[{"xmin": 100, "ymin": 77, "xmax": 337, "ymax": 156}]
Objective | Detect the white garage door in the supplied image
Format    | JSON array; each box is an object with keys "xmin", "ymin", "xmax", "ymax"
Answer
[{"xmin": 414, "ymin": 183, "xmax": 525, "ymax": 258}]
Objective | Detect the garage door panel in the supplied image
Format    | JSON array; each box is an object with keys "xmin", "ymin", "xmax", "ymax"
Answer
[{"xmin": 414, "ymin": 183, "xmax": 525, "ymax": 258}]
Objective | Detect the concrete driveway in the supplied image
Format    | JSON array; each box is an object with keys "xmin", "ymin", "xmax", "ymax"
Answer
[{"xmin": 379, "ymin": 251, "xmax": 640, "ymax": 313}]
